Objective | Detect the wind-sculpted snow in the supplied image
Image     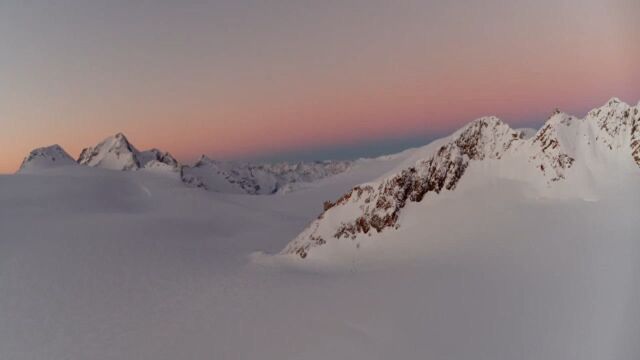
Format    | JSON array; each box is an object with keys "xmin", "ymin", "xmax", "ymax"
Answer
[{"xmin": 284, "ymin": 98, "xmax": 640, "ymax": 259}]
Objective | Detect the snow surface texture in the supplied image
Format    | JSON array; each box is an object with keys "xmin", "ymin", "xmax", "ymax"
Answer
[
  {"xmin": 283, "ymin": 98, "xmax": 640, "ymax": 260},
  {"xmin": 2, "ymin": 98, "xmax": 639, "ymax": 360}
]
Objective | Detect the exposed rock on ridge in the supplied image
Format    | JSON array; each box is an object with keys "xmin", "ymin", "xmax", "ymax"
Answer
[{"xmin": 283, "ymin": 98, "xmax": 640, "ymax": 259}]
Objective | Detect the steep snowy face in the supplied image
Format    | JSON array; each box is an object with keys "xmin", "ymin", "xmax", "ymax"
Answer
[
  {"xmin": 283, "ymin": 99, "xmax": 640, "ymax": 259},
  {"xmin": 527, "ymin": 111, "xmax": 578, "ymax": 182},
  {"xmin": 283, "ymin": 117, "xmax": 527, "ymax": 258},
  {"xmin": 78, "ymin": 133, "xmax": 180, "ymax": 172},
  {"xmin": 78, "ymin": 133, "xmax": 141, "ymax": 171},
  {"xmin": 181, "ymin": 156, "xmax": 353, "ymax": 194},
  {"xmin": 523, "ymin": 98, "xmax": 640, "ymax": 182},
  {"xmin": 18, "ymin": 145, "xmax": 77, "ymax": 173}
]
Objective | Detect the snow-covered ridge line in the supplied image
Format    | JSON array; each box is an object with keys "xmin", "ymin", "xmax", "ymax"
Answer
[
  {"xmin": 18, "ymin": 133, "xmax": 356, "ymax": 194},
  {"xmin": 283, "ymin": 98, "xmax": 640, "ymax": 259},
  {"xmin": 77, "ymin": 132, "xmax": 180, "ymax": 172},
  {"xmin": 180, "ymin": 155, "xmax": 353, "ymax": 195}
]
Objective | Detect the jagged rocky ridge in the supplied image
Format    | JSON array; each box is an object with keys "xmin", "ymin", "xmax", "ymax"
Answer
[
  {"xmin": 181, "ymin": 156, "xmax": 353, "ymax": 195},
  {"xmin": 19, "ymin": 133, "xmax": 353, "ymax": 194},
  {"xmin": 283, "ymin": 98, "xmax": 640, "ymax": 259}
]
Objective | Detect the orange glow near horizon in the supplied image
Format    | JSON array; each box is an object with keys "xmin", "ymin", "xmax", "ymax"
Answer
[{"xmin": 1, "ymin": 0, "xmax": 639, "ymax": 173}]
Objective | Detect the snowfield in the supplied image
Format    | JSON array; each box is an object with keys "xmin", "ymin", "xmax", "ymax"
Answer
[{"xmin": 1, "ymin": 99, "xmax": 639, "ymax": 360}]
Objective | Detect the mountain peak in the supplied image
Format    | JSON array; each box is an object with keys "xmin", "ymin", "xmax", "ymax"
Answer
[
  {"xmin": 606, "ymin": 97, "xmax": 622, "ymax": 106},
  {"xmin": 463, "ymin": 115, "xmax": 503, "ymax": 128},
  {"xmin": 78, "ymin": 133, "xmax": 141, "ymax": 170},
  {"xmin": 283, "ymin": 97, "xmax": 640, "ymax": 259},
  {"xmin": 77, "ymin": 133, "xmax": 180, "ymax": 172},
  {"xmin": 18, "ymin": 144, "xmax": 77, "ymax": 173},
  {"xmin": 195, "ymin": 155, "xmax": 216, "ymax": 167},
  {"xmin": 111, "ymin": 132, "xmax": 135, "ymax": 146}
]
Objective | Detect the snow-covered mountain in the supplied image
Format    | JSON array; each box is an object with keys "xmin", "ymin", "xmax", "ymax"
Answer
[
  {"xmin": 77, "ymin": 133, "xmax": 180, "ymax": 172},
  {"xmin": 181, "ymin": 156, "xmax": 353, "ymax": 194},
  {"xmin": 282, "ymin": 98, "xmax": 640, "ymax": 259},
  {"xmin": 18, "ymin": 145, "xmax": 77, "ymax": 173},
  {"xmin": 4, "ymin": 98, "xmax": 640, "ymax": 360},
  {"xmin": 19, "ymin": 133, "xmax": 355, "ymax": 194}
]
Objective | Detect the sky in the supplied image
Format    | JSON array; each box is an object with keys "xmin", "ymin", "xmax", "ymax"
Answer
[{"xmin": 1, "ymin": 0, "xmax": 640, "ymax": 173}]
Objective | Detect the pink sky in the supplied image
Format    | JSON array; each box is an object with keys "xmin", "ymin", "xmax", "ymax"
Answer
[{"xmin": 1, "ymin": 0, "xmax": 639, "ymax": 173}]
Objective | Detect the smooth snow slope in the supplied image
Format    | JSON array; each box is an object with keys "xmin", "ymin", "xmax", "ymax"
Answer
[
  {"xmin": 1, "ymin": 100, "xmax": 639, "ymax": 360},
  {"xmin": 1, "ymin": 166, "xmax": 637, "ymax": 360},
  {"xmin": 282, "ymin": 99, "xmax": 640, "ymax": 260},
  {"xmin": 17, "ymin": 144, "xmax": 77, "ymax": 173}
]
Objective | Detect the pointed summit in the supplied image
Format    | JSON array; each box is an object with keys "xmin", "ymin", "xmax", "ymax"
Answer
[
  {"xmin": 194, "ymin": 154, "xmax": 216, "ymax": 167},
  {"xmin": 282, "ymin": 97, "xmax": 640, "ymax": 260},
  {"xmin": 607, "ymin": 97, "xmax": 622, "ymax": 106},
  {"xmin": 78, "ymin": 133, "xmax": 141, "ymax": 171},
  {"xmin": 77, "ymin": 133, "xmax": 180, "ymax": 172}
]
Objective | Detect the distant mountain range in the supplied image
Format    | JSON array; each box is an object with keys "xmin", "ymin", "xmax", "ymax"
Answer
[
  {"xmin": 18, "ymin": 97, "xmax": 640, "ymax": 211},
  {"xmin": 18, "ymin": 132, "xmax": 354, "ymax": 195}
]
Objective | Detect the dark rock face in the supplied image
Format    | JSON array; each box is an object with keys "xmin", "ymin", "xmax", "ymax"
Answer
[
  {"xmin": 530, "ymin": 120, "xmax": 575, "ymax": 182},
  {"xmin": 182, "ymin": 157, "xmax": 353, "ymax": 195},
  {"xmin": 329, "ymin": 118, "xmax": 523, "ymax": 240},
  {"xmin": 629, "ymin": 108, "xmax": 640, "ymax": 166},
  {"xmin": 143, "ymin": 149, "xmax": 179, "ymax": 168},
  {"xmin": 284, "ymin": 100, "xmax": 640, "ymax": 260},
  {"xmin": 285, "ymin": 118, "xmax": 525, "ymax": 257}
]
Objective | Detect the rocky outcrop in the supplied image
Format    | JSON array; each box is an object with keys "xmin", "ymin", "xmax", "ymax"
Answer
[
  {"xmin": 181, "ymin": 157, "xmax": 353, "ymax": 195},
  {"xmin": 529, "ymin": 112, "xmax": 575, "ymax": 182},
  {"xmin": 137, "ymin": 149, "xmax": 180, "ymax": 172},
  {"xmin": 283, "ymin": 117, "xmax": 527, "ymax": 258},
  {"xmin": 631, "ymin": 107, "xmax": 640, "ymax": 165},
  {"xmin": 283, "ymin": 98, "xmax": 640, "ymax": 259}
]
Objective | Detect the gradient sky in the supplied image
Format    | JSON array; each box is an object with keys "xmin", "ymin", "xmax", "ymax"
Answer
[{"xmin": 1, "ymin": 0, "xmax": 640, "ymax": 173}]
